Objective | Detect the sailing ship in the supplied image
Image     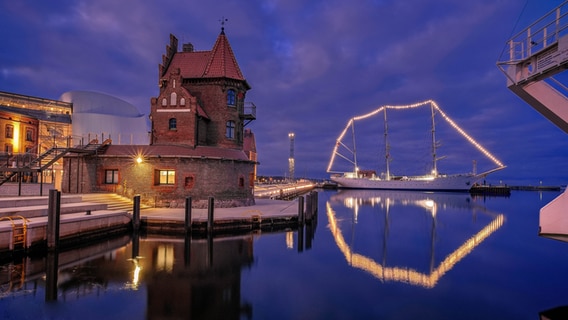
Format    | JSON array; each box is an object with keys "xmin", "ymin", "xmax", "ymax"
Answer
[{"xmin": 327, "ymin": 100, "xmax": 505, "ymax": 191}]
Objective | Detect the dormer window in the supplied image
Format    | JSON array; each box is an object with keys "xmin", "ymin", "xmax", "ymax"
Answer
[{"xmin": 227, "ymin": 89, "xmax": 236, "ymax": 107}]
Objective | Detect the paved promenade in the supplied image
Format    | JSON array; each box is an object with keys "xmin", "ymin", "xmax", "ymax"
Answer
[{"xmin": 141, "ymin": 198, "xmax": 300, "ymax": 222}]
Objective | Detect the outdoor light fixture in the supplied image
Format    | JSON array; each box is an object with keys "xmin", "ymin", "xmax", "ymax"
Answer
[{"xmin": 136, "ymin": 156, "xmax": 143, "ymax": 164}]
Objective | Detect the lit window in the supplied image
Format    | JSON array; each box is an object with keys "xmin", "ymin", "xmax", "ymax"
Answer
[
  {"xmin": 157, "ymin": 170, "xmax": 175, "ymax": 185},
  {"xmin": 226, "ymin": 121, "xmax": 235, "ymax": 139},
  {"xmin": 105, "ymin": 169, "xmax": 119, "ymax": 184},
  {"xmin": 227, "ymin": 89, "xmax": 236, "ymax": 106},
  {"xmin": 169, "ymin": 118, "xmax": 177, "ymax": 130},
  {"xmin": 5, "ymin": 125, "xmax": 13, "ymax": 139}
]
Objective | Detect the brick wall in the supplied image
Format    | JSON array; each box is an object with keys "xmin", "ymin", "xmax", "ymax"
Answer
[{"xmin": 62, "ymin": 154, "xmax": 255, "ymax": 208}]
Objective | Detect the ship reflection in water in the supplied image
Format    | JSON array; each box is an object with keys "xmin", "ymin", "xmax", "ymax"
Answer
[{"xmin": 326, "ymin": 189, "xmax": 504, "ymax": 288}]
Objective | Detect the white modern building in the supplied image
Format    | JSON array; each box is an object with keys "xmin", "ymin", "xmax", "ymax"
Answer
[{"xmin": 59, "ymin": 91, "xmax": 149, "ymax": 145}]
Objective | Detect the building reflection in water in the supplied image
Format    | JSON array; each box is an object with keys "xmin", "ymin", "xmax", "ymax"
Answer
[
  {"xmin": 0, "ymin": 233, "xmax": 256, "ymax": 319},
  {"xmin": 326, "ymin": 189, "xmax": 505, "ymax": 288}
]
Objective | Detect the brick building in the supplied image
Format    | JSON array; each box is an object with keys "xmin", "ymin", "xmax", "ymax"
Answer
[{"xmin": 62, "ymin": 29, "xmax": 257, "ymax": 208}]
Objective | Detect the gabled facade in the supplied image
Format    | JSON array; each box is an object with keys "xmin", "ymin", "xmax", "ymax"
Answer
[
  {"xmin": 150, "ymin": 30, "xmax": 253, "ymax": 149},
  {"xmin": 61, "ymin": 29, "xmax": 258, "ymax": 208}
]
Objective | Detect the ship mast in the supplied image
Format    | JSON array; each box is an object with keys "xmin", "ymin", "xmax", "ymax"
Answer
[
  {"xmin": 384, "ymin": 107, "xmax": 391, "ymax": 180},
  {"xmin": 351, "ymin": 120, "xmax": 358, "ymax": 175},
  {"xmin": 431, "ymin": 102, "xmax": 438, "ymax": 176}
]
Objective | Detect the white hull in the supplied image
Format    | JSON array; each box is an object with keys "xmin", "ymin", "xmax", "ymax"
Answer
[{"xmin": 331, "ymin": 174, "xmax": 479, "ymax": 191}]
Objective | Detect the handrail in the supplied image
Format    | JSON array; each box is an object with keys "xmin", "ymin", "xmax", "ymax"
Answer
[{"xmin": 498, "ymin": 1, "xmax": 568, "ymax": 65}]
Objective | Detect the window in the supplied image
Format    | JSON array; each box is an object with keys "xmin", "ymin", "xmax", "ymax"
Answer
[
  {"xmin": 105, "ymin": 169, "xmax": 119, "ymax": 184},
  {"xmin": 169, "ymin": 118, "xmax": 177, "ymax": 130},
  {"xmin": 4, "ymin": 144, "xmax": 12, "ymax": 154},
  {"xmin": 239, "ymin": 176, "xmax": 244, "ymax": 188},
  {"xmin": 157, "ymin": 170, "xmax": 175, "ymax": 185},
  {"xmin": 180, "ymin": 98, "xmax": 186, "ymax": 106},
  {"xmin": 227, "ymin": 89, "xmax": 236, "ymax": 106},
  {"xmin": 184, "ymin": 176, "xmax": 195, "ymax": 189},
  {"xmin": 5, "ymin": 125, "xmax": 13, "ymax": 139},
  {"xmin": 25, "ymin": 128, "xmax": 34, "ymax": 142},
  {"xmin": 162, "ymin": 98, "xmax": 167, "ymax": 106},
  {"xmin": 170, "ymin": 92, "xmax": 177, "ymax": 106},
  {"xmin": 226, "ymin": 121, "xmax": 235, "ymax": 139}
]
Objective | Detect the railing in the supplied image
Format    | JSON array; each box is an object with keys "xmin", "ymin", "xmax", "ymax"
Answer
[
  {"xmin": 498, "ymin": 2, "xmax": 568, "ymax": 65},
  {"xmin": 243, "ymin": 102, "xmax": 257, "ymax": 119}
]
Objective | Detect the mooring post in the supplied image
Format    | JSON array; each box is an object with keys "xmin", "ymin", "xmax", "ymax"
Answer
[
  {"xmin": 207, "ymin": 197, "xmax": 215, "ymax": 234},
  {"xmin": 45, "ymin": 250, "xmax": 59, "ymax": 302},
  {"xmin": 305, "ymin": 193, "xmax": 313, "ymax": 221},
  {"xmin": 298, "ymin": 196, "xmax": 305, "ymax": 225},
  {"xmin": 132, "ymin": 195, "xmax": 141, "ymax": 231},
  {"xmin": 185, "ymin": 197, "xmax": 192, "ymax": 235},
  {"xmin": 47, "ymin": 189, "xmax": 61, "ymax": 250}
]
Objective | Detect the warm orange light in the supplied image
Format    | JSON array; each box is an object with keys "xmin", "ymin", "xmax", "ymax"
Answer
[{"xmin": 136, "ymin": 156, "xmax": 143, "ymax": 164}]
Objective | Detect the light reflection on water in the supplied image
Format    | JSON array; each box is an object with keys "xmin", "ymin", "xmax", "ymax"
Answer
[{"xmin": 1, "ymin": 189, "xmax": 568, "ymax": 319}]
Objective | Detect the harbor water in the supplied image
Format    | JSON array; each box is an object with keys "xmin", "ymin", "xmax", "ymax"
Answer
[{"xmin": 1, "ymin": 189, "xmax": 567, "ymax": 319}]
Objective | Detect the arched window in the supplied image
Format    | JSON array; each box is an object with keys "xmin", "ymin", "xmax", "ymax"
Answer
[
  {"xmin": 227, "ymin": 89, "xmax": 236, "ymax": 106},
  {"xmin": 170, "ymin": 92, "xmax": 177, "ymax": 106},
  {"xmin": 169, "ymin": 118, "xmax": 177, "ymax": 130},
  {"xmin": 226, "ymin": 121, "xmax": 235, "ymax": 138},
  {"xmin": 180, "ymin": 97, "xmax": 186, "ymax": 106},
  {"xmin": 162, "ymin": 98, "xmax": 167, "ymax": 107}
]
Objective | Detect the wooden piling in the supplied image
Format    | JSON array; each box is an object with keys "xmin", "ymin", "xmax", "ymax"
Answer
[
  {"xmin": 298, "ymin": 196, "xmax": 304, "ymax": 225},
  {"xmin": 46, "ymin": 189, "xmax": 61, "ymax": 250},
  {"xmin": 185, "ymin": 197, "xmax": 192, "ymax": 235},
  {"xmin": 132, "ymin": 195, "xmax": 140, "ymax": 231},
  {"xmin": 207, "ymin": 197, "xmax": 214, "ymax": 233},
  {"xmin": 305, "ymin": 193, "xmax": 313, "ymax": 221}
]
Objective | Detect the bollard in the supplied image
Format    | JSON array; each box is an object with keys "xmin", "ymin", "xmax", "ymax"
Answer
[
  {"xmin": 185, "ymin": 197, "xmax": 192, "ymax": 235},
  {"xmin": 45, "ymin": 250, "xmax": 59, "ymax": 302},
  {"xmin": 298, "ymin": 196, "xmax": 304, "ymax": 225},
  {"xmin": 47, "ymin": 189, "xmax": 61, "ymax": 250},
  {"xmin": 207, "ymin": 197, "xmax": 214, "ymax": 234},
  {"xmin": 132, "ymin": 195, "xmax": 141, "ymax": 231}
]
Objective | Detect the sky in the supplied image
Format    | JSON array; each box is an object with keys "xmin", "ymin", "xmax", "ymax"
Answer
[{"xmin": 2, "ymin": 0, "xmax": 568, "ymax": 186}]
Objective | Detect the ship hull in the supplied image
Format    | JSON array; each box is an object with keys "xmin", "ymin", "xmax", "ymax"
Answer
[{"xmin": 331, "ymin": 174, "xmax": 479, "ymax": 191}]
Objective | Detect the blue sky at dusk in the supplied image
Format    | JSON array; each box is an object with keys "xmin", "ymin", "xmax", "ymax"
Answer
[{"xmin": 2, "ymin": 0, "xmax": 568, "ymax": 185}]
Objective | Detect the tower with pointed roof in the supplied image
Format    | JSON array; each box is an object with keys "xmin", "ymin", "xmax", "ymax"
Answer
[{"xmin": 150, "ymin": 29, "xmax": 255, "ymax": 149}]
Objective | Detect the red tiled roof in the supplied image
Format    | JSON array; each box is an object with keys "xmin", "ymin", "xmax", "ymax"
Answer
[
  {"xmin": 102, "ymin": 145, "xmax": 251, "ymax": 161},
  {"xmin": 168, "ymin": 31, "xmax": 245, "ymax": 82}
]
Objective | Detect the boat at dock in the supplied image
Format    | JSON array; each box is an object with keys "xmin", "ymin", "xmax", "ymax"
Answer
[{"xmin": 327, "ymin": 100, "xmax": 505, "ymax": 191}]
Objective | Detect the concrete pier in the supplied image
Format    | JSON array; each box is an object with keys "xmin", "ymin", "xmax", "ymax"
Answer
[{"xmin": 0, "ymin": 189, "xmax": 318, "ymax": 256}]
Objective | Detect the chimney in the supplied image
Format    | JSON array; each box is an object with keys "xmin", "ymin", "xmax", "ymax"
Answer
[{"xmin": 182, "ymin": 43, "xmax": 194, "ymax": 52}]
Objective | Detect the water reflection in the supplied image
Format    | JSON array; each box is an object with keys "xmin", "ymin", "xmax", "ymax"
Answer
[
  {"xmin": 0, "ymin": 234, "xmax": 256, "ymax": 319},
  {"xmin": 326, "ymin": 189, "xmax": 505, "ymax": 288}
]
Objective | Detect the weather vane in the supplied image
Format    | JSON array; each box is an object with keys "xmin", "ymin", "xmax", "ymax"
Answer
[{"xmin": 219, "ymin": 17, "xmax": 228, "ymax": 31}]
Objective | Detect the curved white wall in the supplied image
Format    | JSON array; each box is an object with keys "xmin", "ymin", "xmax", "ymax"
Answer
[{"xmin": 60, "ymin": 91, "xmax": 150, "ymax": 145}]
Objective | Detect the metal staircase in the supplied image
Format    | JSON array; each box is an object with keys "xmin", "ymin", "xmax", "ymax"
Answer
[
  {"xmin": 0, "ymin": 139, "xmax": 112, "ymax": 187},
  {"xmin": 497, "ymin": 2, "xmax": 568, "ymax": 133},
  {"xmin": 497, "ymin": 1, "xmax": 568, "ymax": 239}
]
